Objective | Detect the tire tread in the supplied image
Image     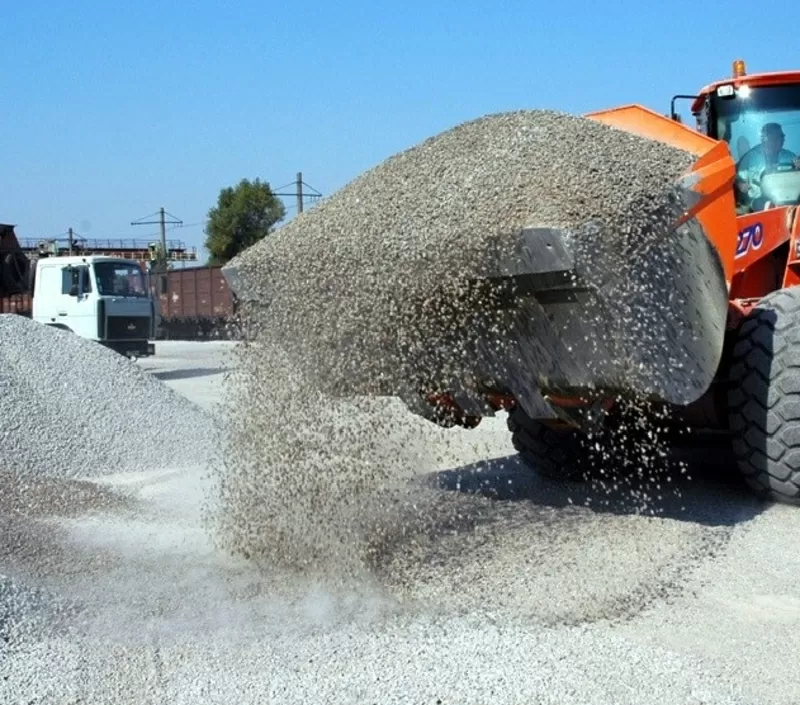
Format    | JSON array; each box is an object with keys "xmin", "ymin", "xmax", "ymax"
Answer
[
  {"xmin": 507, "ymin": 407, "xmax": 588, "ymax": 481},
  {"xmin": 728, "ymin": 288, "xmax": 800, "ymax": 504}
]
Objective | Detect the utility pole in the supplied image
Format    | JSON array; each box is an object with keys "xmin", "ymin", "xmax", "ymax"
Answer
[
  {"xmin": 158, "ymin": 207, "xmax": 167, "ymax": 257},
  {"xmin": 131, "ymin": 208, "xmax": 183, "ymax": 296},
  {"xmin": 272, "ymin": 173, "xmax": 322, "ymax": 215},
  {"xmin": 68, "ymin": 227, "xmax": 74, "ymax": 256},
  {"xmin": 131, "ymin": 207, "xmax": 183, "ymax": 270},
  {"xmin": 296, "ymin": 172, "xmax": 304, "ymax": 214}
]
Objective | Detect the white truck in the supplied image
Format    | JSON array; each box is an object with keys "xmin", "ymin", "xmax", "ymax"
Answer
[{"xmin": 31, "ymin": 255, "xmax": 157, "ymax": 358}]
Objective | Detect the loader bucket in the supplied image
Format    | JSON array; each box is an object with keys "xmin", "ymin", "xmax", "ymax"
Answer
[
  {"xmin": 428, "ymin": 107, "xmax": 738, "ymax": 421},
  {"xmin": 222, "ymin": 107, "xmax": 737, "ymax": 424}
]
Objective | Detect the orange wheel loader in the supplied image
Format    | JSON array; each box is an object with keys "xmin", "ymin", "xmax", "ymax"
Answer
[
  {"xmin": 222, "ymin": 59, "xmax": 800, "ymax": 506},
  {"xmin": 414, "ymin": 59, "xmax": 800, "ymax": 505}
]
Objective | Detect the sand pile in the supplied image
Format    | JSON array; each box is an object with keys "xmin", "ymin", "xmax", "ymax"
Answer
[
  {"xmin": 212, "ymin": 109, "xmax": 703, "ymax": 580},
  {"xmin": 0, "ymin": 315, "xmax": 216, "ymax": 480}
]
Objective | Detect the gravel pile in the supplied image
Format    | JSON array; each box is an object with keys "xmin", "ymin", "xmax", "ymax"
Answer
[
  {"xmin": 0, "ymin": 315, "xmax": 216, "ymax": 480},
  {"xmin": 211, "ymin": 109, "xmax": 709, "ymax": 581}
]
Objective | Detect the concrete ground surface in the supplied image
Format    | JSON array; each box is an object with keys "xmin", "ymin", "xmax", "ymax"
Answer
[{"xmin": 2, "ymin": 340, "xmax": 800, "ymax": 704}]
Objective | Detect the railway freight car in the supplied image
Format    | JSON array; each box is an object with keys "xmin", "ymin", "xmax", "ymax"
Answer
[{"xmin": 155, "ymin": 265, "xmax": 240, "ymax": 340}]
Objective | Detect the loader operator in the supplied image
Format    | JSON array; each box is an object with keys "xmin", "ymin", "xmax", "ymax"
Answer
[{"xmin": 735, "ymin": 122, "xmax": 800, "ymax": 211}]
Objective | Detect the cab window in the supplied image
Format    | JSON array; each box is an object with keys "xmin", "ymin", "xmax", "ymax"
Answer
[
  {"xmin": 61, "ymin": 266, "xmax": 92, "ymax": 295},
  {"xmin": 711, "ymin": 84, "xmax": 800, "ymax": 213}
]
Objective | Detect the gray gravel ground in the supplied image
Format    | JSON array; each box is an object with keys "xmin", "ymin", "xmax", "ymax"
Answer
[{"xmin": 2, "ymin": 342, "xmax": 800, "ymax": 705}]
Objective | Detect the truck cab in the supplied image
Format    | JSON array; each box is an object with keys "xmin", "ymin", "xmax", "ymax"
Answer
[{"xmin": 31, "ymin": 255, "xmax": 156, "ymax": 357}]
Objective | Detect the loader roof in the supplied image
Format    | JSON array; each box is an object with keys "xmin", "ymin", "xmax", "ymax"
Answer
[{"xmin": 692, "ymin": 69, "xmax": 800, "ymax": 112}]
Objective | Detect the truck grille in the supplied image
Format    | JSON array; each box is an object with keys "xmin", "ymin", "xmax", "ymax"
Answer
[{"xmin": 106, "ymin": 316, "xmax": 151, "ymax": 340}]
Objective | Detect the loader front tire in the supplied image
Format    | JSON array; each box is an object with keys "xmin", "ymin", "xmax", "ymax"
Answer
[
  {"xmin": 728, "ymin": 287, "xmax": 800, "ymax": 505},
  {"xmin": 508, "ymin": 406, "xmax": 590, "ymax": 481}
]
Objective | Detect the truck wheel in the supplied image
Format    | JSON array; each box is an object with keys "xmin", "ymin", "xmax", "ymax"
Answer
[
  {"xmin": 728, "ymin": 287, "xmax": 800, "ymax": 505},
  {"xmin": 507, "ymin": 405, "xmax": 591, "ymax": 481}
]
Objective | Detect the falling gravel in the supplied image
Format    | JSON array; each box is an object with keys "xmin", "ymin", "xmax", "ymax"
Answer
[
  {"xmin": 0, "ymin": 314, "xmax": 216, "ymax": 481},
  {"xmin": 211, "ymin": 109, "xmax": 724, "ymax": 583},
  {"xmin": 223, "ymin": 109, "xmax": 712, "ymax": 407}
]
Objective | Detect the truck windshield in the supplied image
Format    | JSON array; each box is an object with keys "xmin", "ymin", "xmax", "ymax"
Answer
[
  {"xmin": 712, "ymin": 84, "xmax": 800, "ymax": 212},
  {"xmin": 93, "ymin": 261, "xmax": 149, "ymax": 298}
]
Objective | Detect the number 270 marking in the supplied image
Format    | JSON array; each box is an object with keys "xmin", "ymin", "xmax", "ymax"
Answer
[{"xmin": 735, "ymin": 223, "xmax": 764, "ymax": 259}]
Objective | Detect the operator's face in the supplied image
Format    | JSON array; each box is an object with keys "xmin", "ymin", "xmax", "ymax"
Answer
[{"xmin": 763, "ymin": 130, "xmax": 784, "ymax": 157}]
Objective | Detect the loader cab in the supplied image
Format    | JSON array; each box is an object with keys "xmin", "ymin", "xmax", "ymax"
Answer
[{"xmin": 691, "ymin": 62, "xmax": 800, "ymax": 214}]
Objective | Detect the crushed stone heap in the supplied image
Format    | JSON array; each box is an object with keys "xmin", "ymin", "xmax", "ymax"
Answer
[
  {"xmin": 0, "ymin": 315, "xmax": 216, "ymax": 479},
  {"xmin": 225, "ymin": 109, "xmax": 699, "ymax": 406}
]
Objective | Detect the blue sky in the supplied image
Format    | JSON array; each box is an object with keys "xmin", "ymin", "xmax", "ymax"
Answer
[{"xmin": 2, "ymin": 0, "xmax": 798, "ymax": 261}]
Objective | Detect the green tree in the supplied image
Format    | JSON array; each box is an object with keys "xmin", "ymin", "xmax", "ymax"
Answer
[{"xmin": 204, "ymin": 178, "xmax": 285, "ymax": 265}]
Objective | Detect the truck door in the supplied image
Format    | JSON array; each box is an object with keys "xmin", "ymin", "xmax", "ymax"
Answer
[
  {"xmin": 31, "ymin": 264, "xmax": 63, "ymax": 325},
  {"xmin": 33, "ymin": 263, "xmax": 96, "ymax": 338},
  {"xmin": 59, "ymin": 264, "xmax": 96, "ymax": 338}
]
